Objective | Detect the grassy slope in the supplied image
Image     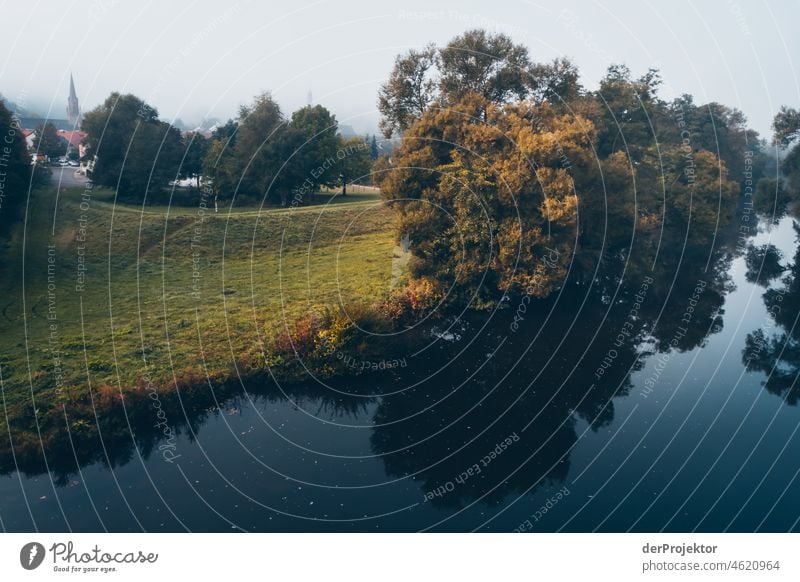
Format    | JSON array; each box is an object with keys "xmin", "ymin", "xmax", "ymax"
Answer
[{"xmin": 0, "ymin": 187, "xmax": 397, "ymax": 412}]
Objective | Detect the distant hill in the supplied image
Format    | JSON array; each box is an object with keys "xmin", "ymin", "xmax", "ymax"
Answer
[
  {"xmin": 1, "ymin": 95, "xmax": 79, "ymax": 130},
  {"xmin": 0, "ymin": 94, "xmax": 27, "ymax": 116}
]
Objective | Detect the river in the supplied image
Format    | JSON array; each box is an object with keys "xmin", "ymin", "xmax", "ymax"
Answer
[{"xmin": 2, "ymin": 215, "xmax": 800, "ymax": 532}]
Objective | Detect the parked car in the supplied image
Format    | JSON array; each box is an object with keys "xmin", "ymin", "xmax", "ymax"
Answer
[{"xmin": 67, "ymin": 160, "xmax": 79, "ymax": 167}]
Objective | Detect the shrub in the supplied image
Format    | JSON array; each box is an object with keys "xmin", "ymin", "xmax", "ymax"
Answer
[
  {"xmin": 267, "ymin": 303, "xmax": 398, "ymax": 379},
  {"xmin": 267, "ymin": 306, "xmax": 355, "ymax": 378},
  {"xmin": 381, "ymin": 277, "xmax": 443, "ymax": 325}
]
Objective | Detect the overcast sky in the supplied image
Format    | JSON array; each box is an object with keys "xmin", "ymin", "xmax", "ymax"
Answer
[{"xmin": 1, "ymin": 0, "xmax": 797, "ymax": 137}]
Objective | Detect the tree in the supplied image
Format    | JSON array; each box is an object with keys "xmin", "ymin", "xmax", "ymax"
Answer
[
  {"xmin": 438, "ymin": 29, "xmax": 531, "ymax": 105},
  {"xmin": 663, "ymin": 98, "xmax": 760, "ymax": 180},
  {"xmin": 378, "ymin": 93, "xmax": 590, "ymax": 299},
  {"xmin": 336, "ymin": 136, "xmax": 371, "ymax": 195},
  {"xmin": 369, "ymin": 135, "xmax": 379, "ymax": 160},
  {"xmin": 202, "ymin": 120, "xmax": 240, "ymax": 203},
  {"xmin": 121, "ymin": 120, "xmax": 183, "ymax": 200},
  {"xmin": 180, "ymin": 132, "xmax": 209, "ymax": 187},
  {"xmin": 289, "ymin": 104, "xmax": 340, "ymax": 193},
  {"xmin": 378, "ymin": 44, "xmax": 438, "ymax": 138},
  {"xmin": 202, "ymin": 97, "xmax": 372, "ymax": 205},
  {"xmin": 82, "ymin": 93, "xmax": 181, "ymax": 198},
  {"xmin": 593, "ymin": 64, "xmax": 662, "ymax": 159},
  {"xmin": 663, "ymin": 148, "xmax": 739, "ymax": 239},
  {"xmin": 33, "ymin": 122, "xmax": 64, "ymax": 159},
  {"xmin": 211, "ymin": 119, "xmax": 238, "ymax": 142},
  {"xmin": 377, "ymin": 31, "xmax": 532, "ymax": 138},
  {"xmin": 0, "ymin": 101, "xmax": 35, "ymax": 229},
  {"xmin": 377, "ymin": 31, "xmax": 762, "ymax": 309},
  {"xmin": 528, "ymin": 57, "xmax": 582, "ymax": 105},
  {"xmin": 201, "ymin": 98, "xmax": 359, "ymax": 205},
  {"xmin": 233, "ymin": 93, "xmax": 292, "ymax": 203},
  {"xmin": 772, "ymin": 106, "xmax": 800, "ymax": 147}
]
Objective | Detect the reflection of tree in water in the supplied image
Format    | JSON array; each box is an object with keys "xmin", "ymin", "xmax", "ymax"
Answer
[
  {"xmin": 645, "ymin": 247, "xmax": 730, "ymax": 354},
  {"xmin": 370, "ymin": 265, "xmax": 727, "ymax": 510},
  {"xmin": 369, "ymin": 292, "xmax": 625, "ymax": 510},
  {"xmin": 745, "ymin": 244, "xmax": 786, "ymax": 287},
  {"xmin": 744, "ymin": 222, "xmax": 800, "ymax": 405},
  {"xmin": 0, "ymin": 377, "xmax": 373, "ymax": 486}
]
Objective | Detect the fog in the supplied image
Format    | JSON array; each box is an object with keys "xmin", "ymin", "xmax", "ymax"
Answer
[{"xmin": 1, "ymin": 0, "xmax": 797, "ymax": 137}]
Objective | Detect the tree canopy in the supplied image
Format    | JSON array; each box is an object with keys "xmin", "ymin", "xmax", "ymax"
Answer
[
  {"xmin": 82, "ymin": 93, "xmax": 183, "ymax": 198},
  {"xmin": 377, "ymin": 30, "xmax": 583, "ymax": 138},
  {"xmin": 377, "ymin": 30, "xmax": 757, "ymax": 306},
  {"xmin": 33, "ymin": 122, "xmax": 64, "ymax": 159},
  {"xmin": 202, "ymin": 94, "xmax": 374, "ymax": 205},
  {"xmin": 0, "ymin": 101, "xmax": 36, "ymax": 228}
]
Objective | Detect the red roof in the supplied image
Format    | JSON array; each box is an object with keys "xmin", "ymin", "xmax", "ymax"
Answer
[{"xmin": 56, "ymin": 130, "xmax": 86, "ymax": 148}]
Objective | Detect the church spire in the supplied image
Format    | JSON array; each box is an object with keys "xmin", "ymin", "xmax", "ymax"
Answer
[{"xmin": 67, "ymin": 73, "xmax": 80, "ymax": 127}]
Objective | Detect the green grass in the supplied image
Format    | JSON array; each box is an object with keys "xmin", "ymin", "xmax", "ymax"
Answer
[{"xmin": 0, "ymin": 186, "xmax": 398, "ymax": 411}]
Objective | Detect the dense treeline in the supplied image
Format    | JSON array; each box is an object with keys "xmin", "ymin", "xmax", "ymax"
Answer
[
  {"xmin": 0, "ymin": 100, "xmax": 48, "ymax": 229},
  {"xmin": 201, "ymin": 95, "xmax": 372, "ymax": 204},
  {"xmin": 81, "ymin": 92, "xmax": 372, "ymax": 204},
  {"xmin": 376, "ymin": 29, "xmax": 782, "ymax": 305}
]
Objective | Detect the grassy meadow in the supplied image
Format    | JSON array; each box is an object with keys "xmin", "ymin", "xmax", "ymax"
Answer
[{"xmin": 0, "ymin": 185, "xmax": 398, "ymax": 414}]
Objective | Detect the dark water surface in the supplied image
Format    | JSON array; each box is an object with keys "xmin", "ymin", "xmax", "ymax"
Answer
[{"xmin": 3, "ymin": 216, "xmax": 800, "ymax": 532}]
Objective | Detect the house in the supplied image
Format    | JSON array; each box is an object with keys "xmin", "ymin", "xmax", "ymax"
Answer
[
  {"xmin": 56, "ymin": 130, "xmax": 88, "ymax": 158},
  {"xmin": 22, "ymin": 128, "xmax": 35, "ymax": 150}
]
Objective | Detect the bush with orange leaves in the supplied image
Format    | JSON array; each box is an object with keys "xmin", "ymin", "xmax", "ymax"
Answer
[{"xmin": 380, "ymin": 277, "xmax": 443, "ymax": 326}]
